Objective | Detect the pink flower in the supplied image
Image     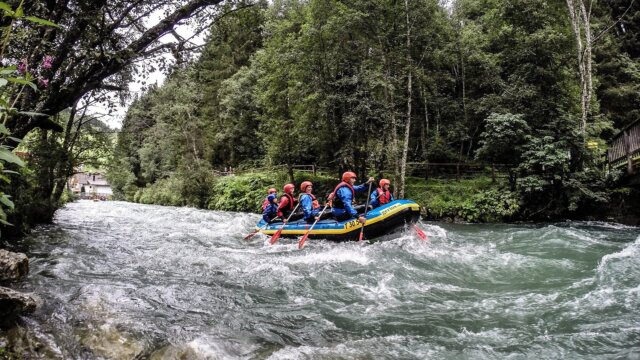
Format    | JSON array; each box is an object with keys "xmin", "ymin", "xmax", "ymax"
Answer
[
  {"xmin": 17, "ymin": 59, "xmax": 27, "ymax": 74},
  {"xmin": 39, "ymin": 78, "xmax": 49, "ymax": 88},
  {"xmin": 42, "ymin": 55, "xmax": 53, "ymax": 69}
]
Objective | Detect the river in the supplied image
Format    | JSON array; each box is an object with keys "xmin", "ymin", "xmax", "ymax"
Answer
[{"xmin": 5, "ymin": 200, "xmax": 640, "ymax": 359}]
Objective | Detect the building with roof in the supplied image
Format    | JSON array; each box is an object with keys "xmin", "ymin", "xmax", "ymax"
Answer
[{"xmin": 69, "ymin": 172, "xmax": 113, "ymax": 199}]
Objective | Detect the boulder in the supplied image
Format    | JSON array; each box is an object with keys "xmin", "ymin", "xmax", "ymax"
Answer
[
  {"xmin": 0, "ymin": 250, "xmax": 29, "ymax": 283},
  {"xmin": 0, "ymin": 287, "xmax": 36, "ymax": 328}
]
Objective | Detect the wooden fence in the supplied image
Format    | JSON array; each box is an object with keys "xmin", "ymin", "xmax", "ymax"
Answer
[
  {"xmin": 212, "ymin": 162, "xmax": 511, "ymax": 181},
  {"xmin": 607, "ymin": 119, "xmax": 640, "ymax": 174},
  {"xmin": 405, "ymin": 162, "xmax": 512, "ymax": 181}
]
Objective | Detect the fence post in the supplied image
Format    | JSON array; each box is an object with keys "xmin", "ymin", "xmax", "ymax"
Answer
[
  {"xmin": 456, "ymin": 163, "xmax": 460, "ymax": 182},
  {"xmin": 424, "ymin": 161, "xmax": 429, "ymax": 180},
  {"xmin": 625, "ymin": 130, "xmax": 635, "ymax": 175},
  {"xmin": 312, "ymin": 164, "xmax": 316, "ymax": 176}
]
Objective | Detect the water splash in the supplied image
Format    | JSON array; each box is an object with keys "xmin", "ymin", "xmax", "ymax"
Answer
[{"xmin": 9, "ymin": 200, "xmax": 640, "ymax": 359}]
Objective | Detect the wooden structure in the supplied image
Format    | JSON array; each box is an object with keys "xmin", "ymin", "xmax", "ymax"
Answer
[
  {"xmin": 608, "ymin": 119, "xmax": 640, "ymax": 174},
  {"xmin": 406, "ymin": 162, "xmax": 511, "ymax": 181}
]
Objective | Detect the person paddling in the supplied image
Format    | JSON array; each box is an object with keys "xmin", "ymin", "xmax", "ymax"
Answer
[
  {"xmin": 370, "ymin": 179, "xmax": 394, "ymax": 208},
  {"xmin": 277, "ymin": 183, "xmax": 297, "ymax": 219},
  {"xmin": 329, "ymin": 171, "xmax": 375, "ymax": 223},
  {"xmin": 262, "ymin": 188, "xmax": 277, "ymax": 211},
  {"xmin": 261, "ymin": 193, "xmax": 279, "ymax": 223},
  {"xmin": 299, "ymin": 181, "xmax": 320, "ymax": 223}
]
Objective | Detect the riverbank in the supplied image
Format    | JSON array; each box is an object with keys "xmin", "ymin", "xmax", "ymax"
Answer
[
  {"xmin": 116, "ymin": 170, "xmax": 640, "ymax": 225},
  {"xmin": 120, "ymin": 170, "xmax": 519, "ymax": 222}
]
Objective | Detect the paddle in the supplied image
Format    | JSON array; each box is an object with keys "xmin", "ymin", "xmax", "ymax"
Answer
[
  {"xmin": 414, "ymin": 225, "xmax": 429, "ymax": 242},
  {"xmin": 297, "ymin": 203, "xmax": 330, "ymax": 249},
  {"xmin": 358, "ymin": 182, "xmax": 374, "ymax": 243},
  {"xmin": 243, "ymin": 223, "xmax": 269, "ymax": 240},
  {"xmin": 269, "ymin": 202, "xmax": 301, "ymax": 245}
]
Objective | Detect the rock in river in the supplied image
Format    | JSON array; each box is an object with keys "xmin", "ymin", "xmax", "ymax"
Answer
[
  {"xmin": 0, "ymin": 249, "xmax": 29, "ymax": 283},
  {"xmin": 0, "ymin": 286, "xmax": 36, "ymax": 328}
]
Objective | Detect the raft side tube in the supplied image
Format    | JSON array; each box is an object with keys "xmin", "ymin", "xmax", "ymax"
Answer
[{"xmin": 255, "ymin": 200, "xmax": 421, "ymax": 242}]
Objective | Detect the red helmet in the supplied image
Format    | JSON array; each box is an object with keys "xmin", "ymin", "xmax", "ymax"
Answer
[
  {"xmin": 268, "ymin": 188, "xmax": 277, "ymax": 194},
  {"xmin": 379, "ymin": 179, "xmax": 390, "ymax": 188},
  {"xmin": 341, "ymin": 171, "xmax": 357, "ymax": 182},
  {"xmin": 300, "ymin": 181, "xmax": 313, "ymax": 192},
  {"xmin": 283, "ymin": 184, "xmax": 294, "ymax": 194}
]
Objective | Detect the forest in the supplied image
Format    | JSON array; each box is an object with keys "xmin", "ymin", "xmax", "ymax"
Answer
[
  {"xmin": 1, "ymin": 0, "xmax": 639, "ymax": 235},
  {"xmin": 109, "ymin": 0, "xmax": 639, "ymax": 221}
]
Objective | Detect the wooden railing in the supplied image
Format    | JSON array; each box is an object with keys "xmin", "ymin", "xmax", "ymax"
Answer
[
  {"xmin": 405, "ymin": 162, "xmax": 512, "ymax": 181},
  {"xmin": 608, "ymin": 119, "xmax": 640, "ymax": 174}
]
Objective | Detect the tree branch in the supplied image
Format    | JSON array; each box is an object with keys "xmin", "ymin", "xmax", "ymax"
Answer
[{"xmin": 592, "ymin": 0, "xmax": 636, "ymax": 44}]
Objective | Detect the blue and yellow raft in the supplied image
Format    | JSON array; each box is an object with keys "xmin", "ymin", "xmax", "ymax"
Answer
[{"xmin": 255, "ymin": 200, "xmax": 421, "ymax": 242}]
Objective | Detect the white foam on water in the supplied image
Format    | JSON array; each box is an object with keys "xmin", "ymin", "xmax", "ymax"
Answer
[
  {"xmin": 346, "ymin": 274, "xmax": 399, "ymax": 305},
  {"xmin": 405, "ymin": 281, "xmax": 472, "ymax": 294},
  {"xmin": 186, "ymin": 336, "xmax": 260, "ymax": 359},
  {"xmin": 578, "ymin": 221, "xmax": 639, "ymax": 230},
  {"xmin": 266, "ymin": 335, "xmax": 445, "ymax": 360},
  {"xmin": 422, "ymin": 222, "xmax": 448, "ymax": 239},
  {"xmin": 597, "ymin": 236, "xmax": 640, "ymax": 274},
  {"xmin": 283, "ymin": 246, "xmax": 371, "ymax": 266}
]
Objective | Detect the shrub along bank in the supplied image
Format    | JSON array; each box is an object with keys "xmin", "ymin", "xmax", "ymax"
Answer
[{"xmin": 120, "ymin": 170, "xmax": 520, "ymax": 223}]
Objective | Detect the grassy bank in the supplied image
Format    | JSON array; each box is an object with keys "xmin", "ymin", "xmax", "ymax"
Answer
[
  {"xmin": 129, "ymin": 171, "xmax": 339, "ymax": 213},
  {"xmin": 123, "ymin": 171, "xmax": 519, "ymax": 223},
  {"xmin": 404, "ymin": 176, "xmax": 519, "ymax": 222}
]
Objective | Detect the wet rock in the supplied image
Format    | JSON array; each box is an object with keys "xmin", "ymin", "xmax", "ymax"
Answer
[
  {"xmin": 149, "ymin": 344, "xmax": 202, "ymax": 360},
  {"xmin": 79, "ymin": 323, "xmax": 145, "ymax": 360},
  {"xmin": 0, "ymin": 287, "xmax": 36, "ymax": 328},
  {"xmin": 0, "ymin": 250, "xmax": 29, "ymax": 283},
  {"xmin": 0, "ymin": 324, "xmax": 63, "ymax": 359}
]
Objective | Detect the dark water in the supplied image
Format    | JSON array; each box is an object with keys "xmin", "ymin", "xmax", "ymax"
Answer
[{"xmin": 8, "ymin": 200, "xmax": 640, "ymax": 359}]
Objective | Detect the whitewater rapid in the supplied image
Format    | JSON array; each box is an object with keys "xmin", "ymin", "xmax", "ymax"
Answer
[{"xmin": 6, "ymin": 200, "xmax": 640, "ymax": 359}]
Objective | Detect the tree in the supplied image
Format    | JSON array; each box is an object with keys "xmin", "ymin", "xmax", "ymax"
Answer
[
  {"xmin": 4, "ymin": 0, "xmax": 242, "ymax": 141},
  {"xmin": 566, "ymin": 0, "xmax": 595, "ymax": 134}
]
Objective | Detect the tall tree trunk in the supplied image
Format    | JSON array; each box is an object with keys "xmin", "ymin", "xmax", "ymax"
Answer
[
  {"xmin": 566, "ymin": 0, "xmax": 593, "ymax": 135},
  {"xmin": 399, "ymin": 0, "xmax": 412, "ymax": 199},
  {"xmin": 421, "ymin": 83, "xmax": 429, "ymax": 161}
]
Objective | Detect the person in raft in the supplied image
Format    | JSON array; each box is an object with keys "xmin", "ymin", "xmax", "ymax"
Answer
[
  {"xmin": 299, "ymin": 181, "xmax": 321, "ymax": 223},
  {"xmin": 277, "ymin": 183, "xmax": 298, "ymax": 220},
  {"xmin": 261, "ymin": 188, "xmax": 277, "ymax": 211},
  {"xmin": 370, "ymin": 178, "xmax": 394, "ymax": 209},
  {"xmin": 261, "ymin": 193, "xmax": 279, "ymax": 223},
  {"xmin": 329, "ymin": 171, "xmax": 375, "ymax": 223}
]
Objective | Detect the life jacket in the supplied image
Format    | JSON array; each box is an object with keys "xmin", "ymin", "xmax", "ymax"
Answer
[
  {"xmin": 330, "ymin": 182, "xmax": 355, "ymax": 209},
  {"xmin": 302, "ymin": 193, "xmax": 320, "ymax": 209},
  {"xmin": 377, "ymin": 188, "xmax": 392, "ymax": 205},
  {"xmin": 280, "ymin": 193, "xmax": 296, "ymax": 211}
]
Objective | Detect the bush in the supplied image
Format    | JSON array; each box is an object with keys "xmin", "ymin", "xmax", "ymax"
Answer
[
  {"xmin": 404, "ymin": 176, "xmax": 518, "ymax": 222},
  {"xmin": 135, "ymin": 176, "xmax": 184, "ymax": 206},
  {"xmin": 458, "ymin": 189, "xmax": 520, "ymax": 222}
]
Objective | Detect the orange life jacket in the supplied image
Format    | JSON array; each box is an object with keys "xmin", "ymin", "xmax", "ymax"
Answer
[
  {"xmin": 377, "ymin": 188, "xmax": 392, "ymax": 205},
  {"xmin": 279, "ymin": 193, "xmax": 296, "ymax": 211}
]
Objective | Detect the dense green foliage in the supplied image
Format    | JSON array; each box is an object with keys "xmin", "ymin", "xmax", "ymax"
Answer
[
  {"xmin": 105, "ymin": 0, "xmax": 636, "ymax": 221},
  {"xmin": 125, "ymin": 170, "xmax": 340, "ymax": 212},
  {"xmin": 405, "ymin": 176, "xmax": 519, "ymax": 222}
]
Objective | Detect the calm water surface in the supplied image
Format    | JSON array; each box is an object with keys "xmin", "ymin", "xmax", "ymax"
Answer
[{"xmin": 8, "ymin": 200, "xmax": 640, "ymax": 359}]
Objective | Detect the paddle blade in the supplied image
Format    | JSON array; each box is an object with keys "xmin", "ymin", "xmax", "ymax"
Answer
[
  {"xmin": 298, "ymin": 233, "xmax": 309, "ymax": 249},
  {"xmin": 358, "ymin": 229, "xmax": 364, "ymax": 242},
  {"xmin": 243, "ymin": 230, "xmax": 258, "ymax": 240},
  {"xmin": 269, "ymin": 228, "xmax": 283, "ymax": 245},
  {"xmin": 414, "ymin": 225, "xmax": 429, "ymax": 242}
]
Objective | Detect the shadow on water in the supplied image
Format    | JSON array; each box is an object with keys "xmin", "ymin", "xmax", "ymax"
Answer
[{"xmin": 5, "ymin": 200, "xmax": 640, "ymax": 359}]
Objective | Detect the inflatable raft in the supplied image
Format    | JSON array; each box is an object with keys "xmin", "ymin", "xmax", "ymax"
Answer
[{"xmin": 255, "ymin": 200, "xmax": 421, "ymax": 242}]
